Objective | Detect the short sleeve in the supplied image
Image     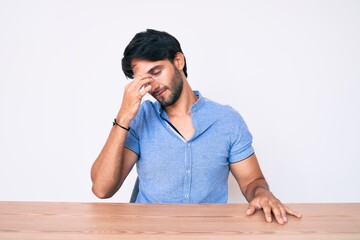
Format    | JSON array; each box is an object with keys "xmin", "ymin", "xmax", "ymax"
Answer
[
  {"xmin": 228, "ymin": 112, "xmax": 254, "ymax": 163},
  {"xmin": 125, "ymin": 127, "xmax": 140, "ymax": 155}
]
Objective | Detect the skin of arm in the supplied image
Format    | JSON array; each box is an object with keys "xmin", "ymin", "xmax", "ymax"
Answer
[
  {"xmin": 91, "ymin": 74, "xmax": 153, "ymax": 198},
  {"xmin": 91, "ymin": 133, "xmax": 137, "ymax": 199},
  {"xmin": 230, "ymin": 154, "xmax": 302, "ymax": 224}
]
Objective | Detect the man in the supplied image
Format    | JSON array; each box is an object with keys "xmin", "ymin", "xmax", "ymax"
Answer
[{"xmin": 91, "ymin": 29, "xmax": 302, "ymax": 225}]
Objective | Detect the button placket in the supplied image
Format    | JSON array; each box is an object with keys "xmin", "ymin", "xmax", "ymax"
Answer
[{"xmin": 183, "ymin": 142, "xmax": 192, "ymax": 203}]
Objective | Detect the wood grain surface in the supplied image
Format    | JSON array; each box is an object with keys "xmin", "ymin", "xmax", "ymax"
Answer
[{"xmin": 0, "ymin": 202, "xmax": 359, "ymax": 240}]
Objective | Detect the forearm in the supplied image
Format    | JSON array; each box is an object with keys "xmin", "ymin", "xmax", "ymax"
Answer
[
  {"xmin": 91, "ymin": 74, "xmax": 152, "ymax": 198},
  {"xmin": 244, "ymin": 177, "xmax": 269, "ymax": 202},
  {"xmin": 91, "ymin": 123, "xmax": 129, "ymax": 198}
]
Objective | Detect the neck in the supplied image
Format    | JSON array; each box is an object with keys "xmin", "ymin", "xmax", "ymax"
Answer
[{"xmin": 164, "ymin": 79, "xmax": 197, "ymax": 118}]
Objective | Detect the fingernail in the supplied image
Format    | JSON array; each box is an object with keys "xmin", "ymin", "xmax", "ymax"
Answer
[{"xmin": 267, "ymin": 217, "xmax": 272, "ymax": 222}]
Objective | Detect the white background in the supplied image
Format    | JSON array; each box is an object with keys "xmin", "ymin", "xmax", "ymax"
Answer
[{"xmin": 0, "ymin": 0, "xmax": 359, "ymax": 203}]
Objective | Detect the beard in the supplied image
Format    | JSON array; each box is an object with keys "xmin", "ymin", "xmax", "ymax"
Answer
[{"xmin": 155, "ymin": 66, "xmax": 183, "ymax": 107}]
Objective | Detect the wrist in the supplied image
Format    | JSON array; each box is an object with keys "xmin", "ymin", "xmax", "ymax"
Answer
[
  {"xmin": 113, "ymin": 119, "xmax": 130, "ymax": 131},
  {"xmin": 115, "ymin": 114, "xmax": 132, "ymax": 129},
  {"xmin": 254, "ymin": 186, "xmax": 269, "ymax": 196}
]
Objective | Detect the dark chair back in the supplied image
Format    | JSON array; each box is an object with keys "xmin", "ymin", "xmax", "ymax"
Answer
[{"xmin": 129, "ymin": 177, "xmax": 139, "ymax": 203}]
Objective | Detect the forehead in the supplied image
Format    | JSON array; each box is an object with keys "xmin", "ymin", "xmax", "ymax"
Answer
[{"xmin": 131, "ymin": 59, "xmax": 170, "ymax": 75}]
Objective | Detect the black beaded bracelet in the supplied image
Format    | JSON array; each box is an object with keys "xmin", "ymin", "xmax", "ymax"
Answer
[{"xmin": 113, "ymin": 119, "xmax": 130, "ymax": 131}]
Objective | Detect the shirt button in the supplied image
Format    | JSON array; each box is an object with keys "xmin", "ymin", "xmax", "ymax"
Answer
[
  {"xmin": 184, "ymin": 194, "xmax": 189, "ymax": 198},
  {"xmin": 186, "ymin": 170, "xmax": 190, "ymax": 173},
  {"xmin": 187, "ymin": 143, "xmax": 190, "ymax": 147}
]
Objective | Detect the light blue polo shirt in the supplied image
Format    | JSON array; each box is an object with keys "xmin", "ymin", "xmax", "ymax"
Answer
[{"xmin": 125, "ymin": 91, "xmax": 254, "ymax": 203}]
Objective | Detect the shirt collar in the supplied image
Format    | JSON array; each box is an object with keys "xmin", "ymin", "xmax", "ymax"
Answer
[
  {"xmin": 190, "ymin": 90, "xmax": 205, "ymax": 113},
  {"xmin": 155, "ymin": 90, "xmax": 205, "ymax": 115}
]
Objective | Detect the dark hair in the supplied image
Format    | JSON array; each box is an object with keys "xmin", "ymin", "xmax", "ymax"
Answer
[{"xmin": 121, "ymin": 29, "xmax": 187, "ymax": 79}]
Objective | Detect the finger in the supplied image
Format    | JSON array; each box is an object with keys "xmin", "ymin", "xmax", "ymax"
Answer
[
  {"xmin": 262, "ymin": 204, "xmax": 273, "ymax": 223},
  {"xmin": 135, "ymin": 77, "xmax": 153, "ymax": 91},
  {"xmin": 134, "ymin": 73, "xmax": 152, "ymax": 82},
  {"xmin": 283, "ymin": 205, "xmax": 302, "ymax": 218},
  {"xmin": 139, "ymin": 84, "xmax": 152, "ymax": 97},
  {"xmin": 270, "ymin": 203, "xmax": 285, "ymax": 225},
  {"xmin": 129, "ymin": 74, "xmax": 152, "ymax": 89},
  {"xmin": 138, "ymin": 75, "xmax": 154, "ymax": 85},
  {"xmin": 130, "ymin": 80, "xmax": 153, "ymax": 99},
  {"xmin": 246, "ymin": 204, "xmax": 256, "ymax": 216},
  {"xmin": 279, "ymin": 205, "xmax": 288, "ymax": 223}
]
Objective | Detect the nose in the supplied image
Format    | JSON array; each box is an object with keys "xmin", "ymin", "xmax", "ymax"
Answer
[{"xmin": 148, "ymin": 77, "xmax": 160, "ymax": 93}]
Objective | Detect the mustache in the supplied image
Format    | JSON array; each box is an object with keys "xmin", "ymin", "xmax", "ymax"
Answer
[{"xmin": 151, "ymin": 87, "xmax": 168, "ymax": 96}]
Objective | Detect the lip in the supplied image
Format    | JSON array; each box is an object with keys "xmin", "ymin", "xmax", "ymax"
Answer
[{"xmin": 155, "ymin": 89, "xmax": 166, "ymax": 98}]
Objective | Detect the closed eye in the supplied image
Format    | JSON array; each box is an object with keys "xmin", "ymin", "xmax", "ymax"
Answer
[
  {"xmin": 147, "ymin": 65, "xmax": 163, "ymax": 76},
  {"xmin": 152, "ymin": 71, "xmax": 161, "ymax": 76}
]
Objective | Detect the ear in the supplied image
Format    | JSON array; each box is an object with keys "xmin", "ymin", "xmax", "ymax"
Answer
[{"xmin": 174, "ymin": 52, "xmax": 185, "ymax": 71}]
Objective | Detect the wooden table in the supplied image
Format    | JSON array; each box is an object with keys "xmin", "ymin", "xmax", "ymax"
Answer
[{"xmin": 0, "ymin": 202, "xmax": 359, "ymax": 240}]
